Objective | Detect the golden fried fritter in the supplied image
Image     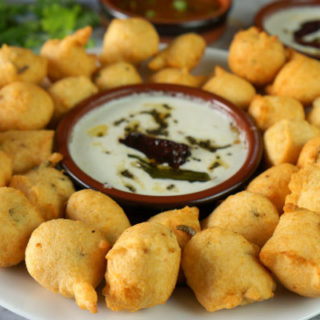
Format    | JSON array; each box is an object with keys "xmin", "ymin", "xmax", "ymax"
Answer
[
  {"xmin": 260, "ymin": 208, "xmax": 320, "ymax": 297},
  {"xmin": 0, "ymin": 44, "xmax": 47, "ymax": 87},
  {"xmin": 248, "ymin": 95, "xmax": 305, "ymax": 131},
  {"xmin": 0, "ymin": 81, "xmax": 54, "ymax": 131},
  {"xmin": 182, "ymin": 227, "xmax": 276, "ymax": 312},
  {"xmin": 0, "ymin": 187, "xmax": 43, "ymax": 267},
  {"xmin": 41, "ymin": 26, "xmax": 97, "ymax": 81},
  {"xmin": 203, "ymin": 66, "xmax": 256, "ymax": 110},
  {"xmin": 228, "ymin": 27, "xmax": 286, "ymax": 86},
  {"xmin": 94, "ymin": 62, "xmax": 142, "ymax": 90},
  {"xmin": 104, "ymin": 222, "xmax": 180, "ymax": 311},
  {"xmin": 148, "ymin": 33, "xmax": 205, "ymax": 71},
  {"xmin": 269, "ymin": 51, "xmax": 320, "ymax": 106},
  {"xmin": 0, "ymin": 130, "xmax": 54, "ymax": 174},
  {"xmin": 247, "ymin": 163, "xmax": 298, "ymax": 213},
  {"xmin": 66, "ymin": 189, "xmax": 131, "ymax": 245},
  {"xmin": 25, "ymin": 219, "xmax": 110, "ymax": 313},
  {"xmin": 10, "ymin": 154, "xmax": 75, "ymax": 221},
  {"xmin": 263, "ymin": 119, "xmax": 320, "ymax": 166},
  {"xmin": 202, "ymin": 191, "xmax": 279, "ymax": 246},
  {"xmin": 48, "ymin": 76, "xmax": 98, "ymax": 123},
  {"xmin": 100, "ymin": 18, "xmax": 159, "ymax": 66}
]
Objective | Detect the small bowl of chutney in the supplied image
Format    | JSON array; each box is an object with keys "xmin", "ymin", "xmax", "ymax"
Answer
[
  {"xmin": 99, "ymin": 0, "xmax": 232, "ymax": 44},
  {"xmin": 55, "ymin": 83, "xmax": 262, "ymax": 212}
]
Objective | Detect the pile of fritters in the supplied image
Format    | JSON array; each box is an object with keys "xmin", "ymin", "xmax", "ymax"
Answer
[{"xmin": 1, "ymin": 17, "xmax": 320, "ymax": 315}]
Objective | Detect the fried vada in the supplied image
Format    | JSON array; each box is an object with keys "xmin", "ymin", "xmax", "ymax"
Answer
[
  {"xmin": 0, "ymin": 81, "xmax": 54, "ymax": 131},
  {"xmin": 0, "ymin": 187, "xmax": 43, "ymax": 267},
  {"xmin": 41, "ymin": 26, "xmax": 97, "ymax": 81},
  {"xmin": 202, "ymin": 191, "xmax": 279, "ymax": 246},
  {"xmin": 0, "ymin": 130, "xmax": 54, "ymax": 174},
  {"xmin": 104, "ymin": 222, "xmax": 181, "ymax": 311},
  {"xmin": 94, "ymin": 62, "xmax": 142, "ymax": 90},
  {"xmin": 10, "ymin": 154, "xmax": 75, "ymax": 221},
  {"xmin": 228, "ymin": 27, "xmax": 286, "ymax": 86},
  {"xmin": 0, "ymin": 44, "xmax": 47, "ymax": 87},
  {"xmin": 202, "ymin": 66, "xmax": 256, "ymax": 110},
  {"xmin": 284, "ymin": 164, "xmax": 320, "ymax": 214},
  {"xmin": 25, "ymin": 219, "xmax": 110, "ymax": 313},
  {"xmin": 269, "ymin": 51, "xmax": 320, "ymax": 106},
  {"xmin": 148, "ymin": 33, "xmax": 205, "ymax": 71},
  {"xmin": 248, "ymin": 95, "xmax": 305, "ymax": 131},
  {"xmin": 100, "ymin": 18, "xmax": 159, "ymax": 66},
  {"xmin": 246, "ymin": 163, "xmax": 298, "ymax": 213},
  {"xmin": 48, "ymin": 76, "xmax": 98, "ymax": 124},
  {"xmin": 263, "ymin": 119, "xmax": 320, "ymax": 166},
  {"xmin": 260, "ymin": 208, "xmax": 320, "ymax": 297},
  {"xmin": 182, "ymin": 227, "xmax": 276, "ymax": 312},
  {"xmin": 66, "ymin": 189, "xmax": 131, "ymax": 245}
]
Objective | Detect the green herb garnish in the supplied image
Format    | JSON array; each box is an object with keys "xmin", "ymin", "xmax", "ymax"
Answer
[
  {"xmin": 145, "ymin": 9, "xmax": 155, "ymax": 19},
  {"xmin": 129, "ymin": 154, "xmax": 210, "ymax": 182},
  {"xmin": 173, "ymin": 0, "xmax": 188, "ymax": 12}
]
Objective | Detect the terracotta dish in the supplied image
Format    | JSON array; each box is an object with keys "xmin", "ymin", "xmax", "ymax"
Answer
[
  {"xmin": 99, "ymin": 0, "xmax": 232, "ymax": 44},
  {"xmin": 56, "ymin": 83, "xmax": 262, "ymax": 210},
  {"xmin": 255, "ymin": 0, "xmax": 320, "ymax": 59}
]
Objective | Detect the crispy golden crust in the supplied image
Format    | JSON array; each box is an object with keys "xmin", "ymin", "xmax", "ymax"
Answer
[
  {"xmin": 48, "ymin": 76, "xmax": 98, "ymax": 123},
  {"xmin": 149, "ymin": 67, "xmax": 206, "ymax": 87},
  {"xmin": 0, "ymin": 130, "xmax": 54, "ymax": 174},
  {"xmin": 248, "ymin": 95, "xmax": 305, "ymax": 131},
  {"xmin": 0, "ymin": 151, "xmax": 12, "ymax": 186},
  {"xmin": 203, "ymin": 66, "xmax": 256, "ymax": 110},
  {"xmin": 307, "ymin": 97, "xmax": 320, "ymax": 127},
  {"xmin": 148, "ymin": 33, "xmax": 205, "ymax": 71},
  {"xmin": 228, "ymin": 27, "xmax": 286, "ymax": 86},
  {"xmin": 260, "ymin": 209, "xmax": 320, "ymax": 297},
  {"xmin": 284, "ymin": 164, "xmax": 320, "ymax": 214},
  {"xmin": 149, "ymin": 206, "xmax": 200, "ymax": 249},
  {"xmin": 104, "ymin": 222, "xmax": 181, "ymax": 311},
  {"xmin": 202, "ymin": 191, "xmax": 279, "ymax": 246},
  {"xmin": 100, "ymin": 18, "xmax": 159, "ymax": 66},
  {"xmin": 0, "ymin": 44, "xmax": 47, "ymax": 87},
  {"xmin": 25, "ymin": 219, "xmax": 110, "ymax": 313},
  {"xmin": 0, "ymin": 81, "xmax": 54, "ymax": 131},
  {"xmin": 297, "ymin": 136, "xmax": 320, "ymax": 168},
  {"xmin": 246, "ymin": 163, "xmax": 298, "ymax": 213},
  {"xmin": 182, "ymin": 227, "xmax": 275, "ymax": 312},
  {"xmin": 10, "ymin": 160, "xmax": 75, "ymax": 221},
  {"xmin": 66, "ymin": 189, "xmax": 131, "ymax": 245},
  {"xmin": 41, "ymin": 27, "xmax": 97, "ymax": 81},
  {"xmin": 94, "ymin": 62, "xmax": 142, "ymax": 90},
  {"xmin": 269, "ymin": 52, "xmax": 320, "ymax": 106},
  {"xmin": 263, "ymin": 119, "xmax": 320, "ymax": 166},
  {"xmin": 0, "ymin": 187, "xmax": 43, "ymax": 267}
]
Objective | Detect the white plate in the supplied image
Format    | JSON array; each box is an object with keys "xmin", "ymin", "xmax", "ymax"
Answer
[{"xmin": 1, "ymin": 47, "xmax": 320, "ymax": 320}]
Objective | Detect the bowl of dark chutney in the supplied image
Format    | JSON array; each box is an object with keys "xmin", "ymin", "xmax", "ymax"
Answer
[
  {"xmin": 99, "ymin": 0, "xmax": 232, "ymax": 44},
  {"xmin": 55, "ymin": 83, "xmax": 262, "ymax": 212}
]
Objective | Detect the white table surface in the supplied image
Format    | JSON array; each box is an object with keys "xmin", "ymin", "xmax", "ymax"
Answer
[{"xmin": 1, "ymin": 0, "xmax": 319, "ymax": 319}]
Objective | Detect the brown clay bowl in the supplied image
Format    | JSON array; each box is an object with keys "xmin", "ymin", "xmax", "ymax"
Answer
[
  {"xmin": 55, "ymin": 83, "xmax": 262, "ymax": 210},
  {"xmin": 255, "ymin": 0, "xmax": 320, "ymax": 59},
  {"xmin": 98, "ymin": 0, "xmax": 232, "ymax": 44}
]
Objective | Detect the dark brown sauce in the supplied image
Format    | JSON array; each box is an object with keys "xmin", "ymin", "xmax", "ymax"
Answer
[
  {"xmin": 293, "ymin": 20, "xmax": 320, "ymax": 50},
  {"xmin": 110, "ymin": 0, "xmax": 221, "ymax": 21}
]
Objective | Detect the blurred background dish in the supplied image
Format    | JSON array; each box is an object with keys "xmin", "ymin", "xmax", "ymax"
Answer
[
  {"xmin": 255, "ymin": 0, "xmax": 320, "ymax": 59},
  {"xmin": 99, "ymin": 0, "xmax": 232, "ymax": 44}
]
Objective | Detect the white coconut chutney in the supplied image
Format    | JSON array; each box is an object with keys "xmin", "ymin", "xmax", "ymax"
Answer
[{"xmin": 69, "ymin": 92, "xmax": 248, "ymax": 196}]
